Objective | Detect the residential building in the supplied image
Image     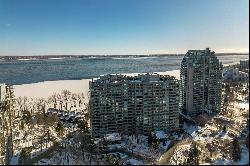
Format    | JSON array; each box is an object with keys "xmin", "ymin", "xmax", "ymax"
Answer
[
  {"xmin": 180, "ymin": 48, "xmax": 223, "ymax": 117},
  {"xmin": 240, "ymin": 60, "xmax": 249, "ymax": 71},
  {"xmin": 89, "ymin": 74, "xmax": 179, "ymax": 138},
  {"xmin": 223, "ymin": 68, "xmax": 249, "ymax": 81}
]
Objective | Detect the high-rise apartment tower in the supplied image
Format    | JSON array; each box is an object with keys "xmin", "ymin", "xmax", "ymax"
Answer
[{"xmin": 180, "ymin": 48, "xmax": 223, "ymax": 117}]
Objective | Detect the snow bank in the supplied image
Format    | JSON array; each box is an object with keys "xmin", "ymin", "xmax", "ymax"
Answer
[{"xmin": 14, "ymin": 79, "xmax": 91, "ymax": 99}]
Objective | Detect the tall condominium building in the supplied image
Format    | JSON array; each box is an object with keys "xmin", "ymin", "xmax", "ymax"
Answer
[
  {"xmin": 89, "ymin": 74, "xmax": 179, "ymax": 138},
  {"xmin": 180, "ymin": 48, "xmax": 223, "ymax": 117}
]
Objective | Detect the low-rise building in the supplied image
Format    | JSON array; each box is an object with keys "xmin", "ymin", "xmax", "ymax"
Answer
[{"xmin": 223, "ymin": 68, "xmax": 249, "ymax": 81}]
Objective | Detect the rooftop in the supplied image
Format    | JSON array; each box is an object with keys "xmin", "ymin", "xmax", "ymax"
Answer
[{"xmin": 91, "ymin": 73, "xmax": 178, "ymax": 84}]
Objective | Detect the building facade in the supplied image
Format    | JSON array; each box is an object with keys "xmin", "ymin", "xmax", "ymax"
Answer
[
  {"xmin": 180, "ymin": 48, "xmax": 223, "ymax": 117},
  {"xmin": 89, "ymin": 74, "xmax": 179, "ymax": 138},
  {"xmin": 240, "ymin": 60, "xmax": 249, "ymax": 71}
]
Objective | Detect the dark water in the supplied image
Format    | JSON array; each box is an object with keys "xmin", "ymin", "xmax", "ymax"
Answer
[{"xmin": 0, "ymin": 54, "xmax": 248, "ymax": 85}]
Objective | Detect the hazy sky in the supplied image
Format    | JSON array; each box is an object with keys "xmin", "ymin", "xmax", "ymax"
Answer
[{"xmin": 0, "ymin": 0, "xmax": 249, "ymax": 56}]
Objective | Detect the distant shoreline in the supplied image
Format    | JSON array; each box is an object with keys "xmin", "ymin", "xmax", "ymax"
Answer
[
  {"xmin": 1, "ymin": 54, "xmax": 248, "ymax": 86},
  {"xmin": 0, "ymin": 53, "xmax": 249, "ymax": 61}
]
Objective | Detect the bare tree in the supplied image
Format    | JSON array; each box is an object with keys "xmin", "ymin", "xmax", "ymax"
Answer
[
  {"xmin": 48, "ymin": 93, "xmax": 58, "ymax": 109},
  {"xmin": 62, "ymin": 90, "xmax": 71, "ymax": 110}
]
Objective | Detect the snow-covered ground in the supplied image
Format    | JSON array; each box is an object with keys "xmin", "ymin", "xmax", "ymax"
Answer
[
  {"xmin": 169, "ymin": 144, "xmax": 192, "ymax": 165},
  {"xmin": 10, "ymin": 73, "xmax": 248, "ymax": 165},
  {"xmin": 165, "ymin": 83, "xmax": 249, "ymax": 165}
]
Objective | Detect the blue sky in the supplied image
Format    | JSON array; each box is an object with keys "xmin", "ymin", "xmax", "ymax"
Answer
[{"xmin": 0, "ymin": 0, "xmax": 249, "ymax": 55}]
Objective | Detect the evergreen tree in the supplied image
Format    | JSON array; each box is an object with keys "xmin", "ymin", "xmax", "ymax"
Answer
[
  {"xmin": 78, "ymin": 120, "xmax": 88, "ymax": 132},
  {"xmin": 55, "ymin": 121, "xmax": 64, "ymax": 135},
  {"xmin": 151, "ymin": 133, "xmax": 160, "ymax": 150},
  {"xmin": 225, "ymin": 84, "xmax": 230, "ymax": 93},
  {"xmin": 222, "ymin": 125, "xmax": 227, "ymax": 132},
  {"xmin": 19, "ymin": 147, "xmax": 32, "ymax": 165},
  {"xmin": 192, "ymin": 143, "xmax": 200, "ymax": 165},
  {"xmin": 113, "ymin": 158, "xmax": 120, "ymax": 165},
  {"xmin": 117, "ymin": 153, "xmax": 121, "ymax": 159},
  {"xmin": 152, "ymin": 138, "xmax": 160, "ymax": 150},
  {"xmin": 105, "ymin": 154, "xmax": 113, "ymax": 165},
  {"xmin": 105, "ymin": 154, "xmax": 120, "ymax": 165},
  {"xmin": 184, "ymin": 143, "xmax": 200, "ymax": 165},
  {"xmin": 147, "ymin": 134, "xmax": 153, "ymax": 147},
  {"xmin": 231, "ymin": 138, "xmax": 241, "ymax": 162},
  {"xmin": 163, "ymin": 140, "xmax": 166, "ymax": 146},
  {"xmin": 22, "ymin": 110, "xmax": 32, "ymax": 124}
]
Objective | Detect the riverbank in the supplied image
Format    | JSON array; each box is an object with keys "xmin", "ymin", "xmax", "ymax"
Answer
[{"xmin": 13, "ymin": 70, "xmax": 180, "ymax": 99}]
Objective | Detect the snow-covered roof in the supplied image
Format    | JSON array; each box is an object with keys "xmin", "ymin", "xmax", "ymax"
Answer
[
  {"xmin": 105, "ymin": 133, "xmax": 121, "ymax": 141},
  {"xmin": 155, "ymin": 130, "xmax": 166, "ymax": 139}
]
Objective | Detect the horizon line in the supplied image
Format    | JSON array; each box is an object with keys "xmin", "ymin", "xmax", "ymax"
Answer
[{"xmin": 0, "ymin": 52, "xmax": 249, "ymax": 57}]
